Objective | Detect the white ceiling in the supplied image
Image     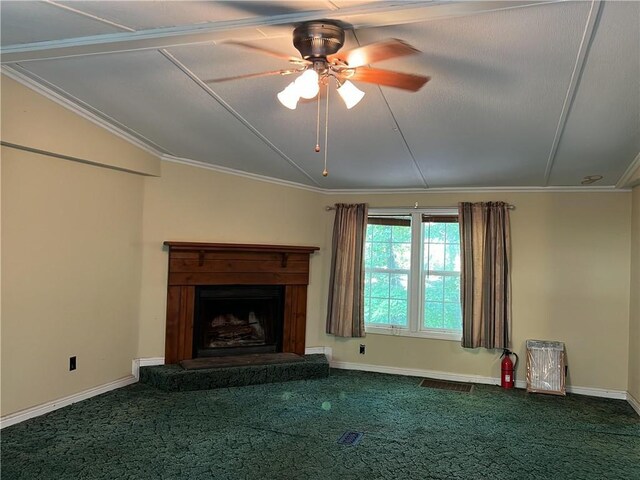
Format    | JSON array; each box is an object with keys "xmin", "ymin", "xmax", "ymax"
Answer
[{"xmin": 1, "ymin": 1, "xmax": 638, "ymax": 190}]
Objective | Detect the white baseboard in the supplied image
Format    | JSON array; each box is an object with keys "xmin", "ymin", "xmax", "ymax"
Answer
[
  {"xmin": 2, "ymin": 356, "xmax": 166, "ymax": 429},
  {"xmin": 565, "ymin": 385, "xmax": 627, "ymax": 400},
  {"xmin": 627, "ymin": 393, "xmax": 640, "ymax": 416},
  {"xmin": 305, "ymin": 346, "xmax": 333, "ymax": 362},
  {"xmin": 330, "ymin": 360, "xmax": 501, "ymax": 386},
  {"xmin": 0, "ymin": 375, "xmax": 137, "ymax": 429},
  {"xmin": 131, "ymin": 357, "xmax": 165, "ymax": 380},
  {"xmin": 330, "ymin": 360, "xmax": 629, "ymax": 400}
]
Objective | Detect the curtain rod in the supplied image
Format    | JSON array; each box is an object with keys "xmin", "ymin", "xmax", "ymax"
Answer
[{"xmin": 325, "ymin": 203, "xmax": 515, "ymax": 211}]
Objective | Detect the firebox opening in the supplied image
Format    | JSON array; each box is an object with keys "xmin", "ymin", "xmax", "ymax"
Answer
[{"xmin": 193, "ymin": 285, "xmax": 285, "ymax": 358}]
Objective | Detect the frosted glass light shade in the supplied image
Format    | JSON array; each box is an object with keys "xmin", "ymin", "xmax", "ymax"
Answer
[
  {"xmin": 295, "ymin": 70, "xmax": 320, "ymax": 99},
  {"xmin": 337, "ymin": 80, "xmax": 365, "ymax": 109},
  {"xmin": 277, "ymin": 82, "xmax": 300, "ymax": 109}
]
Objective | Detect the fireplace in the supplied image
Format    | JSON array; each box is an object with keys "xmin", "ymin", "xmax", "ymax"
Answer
[
  {"xmin": 194, "ymin": 285, "xmax": 284, "ymax": 357},
  {"xmin": 163, "ymin": 242, "xmax": 319, "ymax": 364}
]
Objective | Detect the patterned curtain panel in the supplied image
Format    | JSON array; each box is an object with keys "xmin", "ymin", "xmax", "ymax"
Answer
[
  {"xmin": 459, "ymin": 202, "xmax": 512, "ymax": 349},
  {"xmin": 326, "ymin": 203, "xmax": 369, "ymax": 337}
]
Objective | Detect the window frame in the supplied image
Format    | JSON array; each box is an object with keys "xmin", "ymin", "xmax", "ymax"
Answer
[{"xmin": 364, "ymin": 207, "xmax": 462, "ymax": 341}]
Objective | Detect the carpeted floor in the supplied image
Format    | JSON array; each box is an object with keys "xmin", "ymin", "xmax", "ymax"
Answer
[{"xmin": 2, "ymin": 369, "xmax": 639, "ymax": 479}]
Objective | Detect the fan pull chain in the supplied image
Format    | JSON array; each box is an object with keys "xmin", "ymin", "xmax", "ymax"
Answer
[
  {"xmin": 315, "ymin": 88, "xmax": 321, "ymax": 153},
  {"xmin": 322, "ymin": 79, "xmax": 330, "ymax": 177}
]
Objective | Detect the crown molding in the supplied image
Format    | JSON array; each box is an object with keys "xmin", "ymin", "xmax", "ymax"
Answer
[
  {"xmin": 1, "ymin": 66, "xmax": 166, "ymax": 160},
  {"xmin": 162, "ymin": 155, "xmax": 630, "ymax": 194},
  {"xmin": 616, "ymin": 152, "xmax": 640, "ymax": 189},
  {"xmin": 161, "ymin": 155, "xmax": 325, "ymax": 194},
  {"xmin": 322, "ymin": 185, "xmax": 629, "ymax": 194}
]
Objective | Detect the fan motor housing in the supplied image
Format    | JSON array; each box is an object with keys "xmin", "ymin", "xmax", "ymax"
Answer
[{"xmin": 293, "ymin": 21, "xmax": 345, "ymax": 59}]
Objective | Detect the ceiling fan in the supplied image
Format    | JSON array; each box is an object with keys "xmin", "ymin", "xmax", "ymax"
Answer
[{"xmin": 206, "ymin": 20, "xmax": 431, "ymax": 110}]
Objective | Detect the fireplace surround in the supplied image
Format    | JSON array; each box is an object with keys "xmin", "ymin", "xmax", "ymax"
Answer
[{"xmin": 163, "ymin": 242, "xmax": 319, "ymax": 364}]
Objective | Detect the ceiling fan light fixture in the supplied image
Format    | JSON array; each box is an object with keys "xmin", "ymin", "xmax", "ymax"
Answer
[
  {"xmin": 337, "ymin": 80, "xmax": 365, "ymax": 109},
  {"xmin": 295, "ymin": 69, "xmax": 320, "ymax": 99},
  {"xmin": 277, "ymin": 82, "xmax": 300, "ymax": 109}
]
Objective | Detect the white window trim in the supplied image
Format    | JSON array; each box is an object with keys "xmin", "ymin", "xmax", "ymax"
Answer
[{"xmin": 365, "ymin": 207, "xmax": 462, "ymax": 342}]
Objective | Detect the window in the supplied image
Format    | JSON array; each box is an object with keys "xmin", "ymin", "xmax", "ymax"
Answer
[{"xmin": 363, "ymin": 209, "xmax": 462, "ymax": 340}]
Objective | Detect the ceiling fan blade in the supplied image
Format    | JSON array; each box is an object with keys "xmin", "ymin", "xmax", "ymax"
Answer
[
  {"xmin": 342, "ymin": 67, "xmax": 431, "ymax": 92},
  {"xmin": 205, "ymin": 69, "xmax": 299, "ymax": 83},
  {"xmin": 222, "ymin": 41, "xmax": 308, "ymax": 64},
  {"xmin": 328, "ymin": 39, "xmax": 419, "ymax": 68}
]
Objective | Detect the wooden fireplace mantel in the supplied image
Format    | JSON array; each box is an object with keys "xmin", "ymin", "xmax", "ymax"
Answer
[{"xmin": 163, "ymin": 242, "xmax": 319, "ymax": 364}]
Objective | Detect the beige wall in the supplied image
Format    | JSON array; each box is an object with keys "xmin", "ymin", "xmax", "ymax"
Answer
[
  {"xmin": 136, "ymin": 161, "xmax": 326, "ymax": 357},
  {"xmin": 1, "ymin": 149, "xmax": 144, "ymax": 415},
  {"xmin": 320, "ymin": 191, "xmax": 632, "ymax": 391},
  {"xmin": 1, "ymin": 75, "xmax": 152, "ymax": 416},
  {"xmin": 629, "ymin": 186, "xmax": 640, "ymax": 402},
  {"xmin": 1, "ymin": 75, "xmax": 160, "ymax": 176}
]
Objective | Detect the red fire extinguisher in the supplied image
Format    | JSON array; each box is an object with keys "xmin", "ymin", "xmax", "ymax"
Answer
[{"xmin": 500, "ymin": 349, "xmax": 519, "ymax": 389}]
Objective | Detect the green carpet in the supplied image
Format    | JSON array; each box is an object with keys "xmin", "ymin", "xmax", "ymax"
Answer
[{"xmin": 2, "ymin": 369, "xmax": 639, "ymax": 479}]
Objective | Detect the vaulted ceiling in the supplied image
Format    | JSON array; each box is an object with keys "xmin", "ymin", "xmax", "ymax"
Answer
[{"xmin": 2, "ymin": 1, "xmax": 638, "ymax": 190}]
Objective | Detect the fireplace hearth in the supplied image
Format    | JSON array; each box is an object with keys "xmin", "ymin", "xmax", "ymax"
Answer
[{"xmin": 163, "ymin": 242, "xmax": 319, "ymax": 364}]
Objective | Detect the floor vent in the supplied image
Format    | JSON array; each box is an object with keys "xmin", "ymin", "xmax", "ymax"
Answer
[
  {"xmin": 419, "ymin": 378, "xmax": 474, "ymax": 393},
  {"xmin": 337, "ymin": 431, "xmax": 364, "ymax": 446}
]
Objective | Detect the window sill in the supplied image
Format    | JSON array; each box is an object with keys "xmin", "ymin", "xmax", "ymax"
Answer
[{"xmin": 365, "ymin": 325, "xmax": 462, "ymax": 341}]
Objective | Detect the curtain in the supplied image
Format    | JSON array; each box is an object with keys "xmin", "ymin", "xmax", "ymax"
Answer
[
  {"xmin": 326, "ymin": 203, "xmax": 368, "ymax": 337},
  {"xmin": 459, "ymin": 202, "xmax": 512, "ymax": 349}
]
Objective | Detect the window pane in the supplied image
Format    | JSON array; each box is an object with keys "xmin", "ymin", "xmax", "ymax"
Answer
[
  {"xmin": 391, "ymin": 242, "xmax": 411, "ymax": 269},
  {"xmin": 364, "ymin": 216, "xmax": 411, "ymax": 327},
  {"xmin": 369, "ymin": 298, "xmax": 389, "ymax": 324},
  {"xmin": 389, "ymin": 273, "xmax": 409, "ymax": 299},
  {"xmin": 424, "ymin": 302, "xmax": 444, "ymax": 329},
  {"xmin": 371, "ymin": 225, "xmax": 391, "ymax": 243},
  {"xmin": 370, "ymin": 242, "xmax": 391, "ymax": 269},
  {"xmin": 426, "ymin": 223, "xmax": 446, "ymax": 243},
  {"xmin": 422, "ymin": 220, "xmax": 462, "ymax": 332},
  {"xmin": 392, "ymin": 225, "xmax": 411, "ymax": 242},
  {"xmin": 446, "ymin": 222, "xmax": 460, "ymax": 244},
  {"xmin": 426, "ymin": 243, "xmax": 445, "ymax": 271},
  {"xmin": 444, "ymin": 302, "xmax": 462, "ymax": 330},
  {"xmin": 370, "ymin": 272, "xmax": 389, "ymax": 298},
  {"xmin": 425, "ymin": 275, "xmax": 444, "ymax": 301},
  {"xmin": 444, "ymin": 243, "xmax": 460, "ymax": 271},
  {"xmin": 364, "ymin": 298, "xmax": 370, "ymax": 321},
  {"xmin": 443, "ymin": 276, "xmax": 460, "ymax": 302},
  {"xmin": 389, "ymin": 299, "xmax": 408, "ymax": 326},
  {"xmin": 364, "ymin": 272, "xmax": 371, "ymax": 298}
]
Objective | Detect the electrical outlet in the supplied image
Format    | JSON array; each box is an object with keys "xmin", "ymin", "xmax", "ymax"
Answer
[
  {"xmin": 69, "ymin": 356, "xmax": 76, "ymax": 371},
  {"xmin": 359, "ymin": 344, "xmax": 365, "ymax": 354}
]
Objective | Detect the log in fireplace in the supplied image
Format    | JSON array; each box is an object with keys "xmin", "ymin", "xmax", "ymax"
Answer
[{"xmin": 163, "ymin": 242, "xmax": 319, "ymax": 364}]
